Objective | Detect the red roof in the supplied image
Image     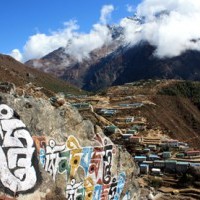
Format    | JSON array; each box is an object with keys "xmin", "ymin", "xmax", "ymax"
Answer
[{"xmin": 186, "ymin": 150, "xmax": 200, "ymax": 154}]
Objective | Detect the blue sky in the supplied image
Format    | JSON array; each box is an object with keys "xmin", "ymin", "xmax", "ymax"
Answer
[
  {"xmin": 0, "ymin": 0, "xmax": 141, "ymax": 55},
  {"xmin": 3, "ymin": 0, "xmax": 200, "ymax": 62}
]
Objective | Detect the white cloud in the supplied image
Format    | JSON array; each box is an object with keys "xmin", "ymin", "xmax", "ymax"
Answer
[
  {"xmin": 137, "ymin": 0, "xmax": 200, "ymax": 20},
  {"xmin": 120, "ymin": 18, "xmax": 142, "ymax": 45},
  {"xmin": 66, "ymin": 23, "xmax": 112, "ymax": 61},
  {"xmin": 100, "ymin": 5, "xmax": 114, "ymax": 24},
  {"xmin": 10, "ymin": 5, "xmax": 114, "ymax": 62},
  {"xmin": 126, "ymin": 4, "xmax": 135, "ymax": 13},
  {"xmin": 10, "ymin": 20, "xmax": 79, "ymax": 62},
  {"xmin": 22, "ymin": 20, "xmax": 79, "ymax": 61},
  {"xmin": 121, "ymin": 0, "xmax": 200, "ymax": 58},
  {"xmin": 9, "ymin": 1, "xmax": 200, "ymax": 62},
  {"xmin": 10, "ymin": 49, "xmax": 23, "ymax": 62}
]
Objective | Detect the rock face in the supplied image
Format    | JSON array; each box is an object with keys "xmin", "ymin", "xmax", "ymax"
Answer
[{"xmin": 0, "ymin": 92, "xmax": 139, "ymax": 199}]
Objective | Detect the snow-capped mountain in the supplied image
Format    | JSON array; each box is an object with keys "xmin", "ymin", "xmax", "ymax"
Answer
[{"xmin": 26, "ymin": 16, "xmax": 200, "ymax": 91}]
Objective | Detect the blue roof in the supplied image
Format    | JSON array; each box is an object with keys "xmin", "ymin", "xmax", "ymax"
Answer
[
  {"xmin": 177, "ymin": 162, "xmax": 189, "ymax": 165},
  {"xmin": 140, "ymin": 164, "xmax": 149, "ymax": 167},
  {"xmin": 154, "ymin": 160, "xmax": 164, "ymax": 163},
  {"xmin": 149, "ymin": 155, "xmax": 159, "ymax": 158},
  {"xmin": 134, "ymin": 156, "xmax": 146, "ymax": 159},
  {"xmin": 165, "ymin": 160, "xmax": 177, "ymax": 163},
  {"xmin": 190, "ymin": 163, "xmax": 200, "ymax": 166},
  {"xmin": 143, "ymin": 161, "xmax": 153, "ymax": 164}
]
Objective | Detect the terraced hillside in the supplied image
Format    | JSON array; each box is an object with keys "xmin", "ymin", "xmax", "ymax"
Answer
[
  {"xmin": 71, "ymin": 79, "xmax": 200, "ymax": 148},
  {"xmin": 109, "ymin": 80, "xmax": 200, "ymax": 148}
]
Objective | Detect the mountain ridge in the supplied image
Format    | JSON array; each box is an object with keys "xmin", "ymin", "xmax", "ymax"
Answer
[
  {"xmin": 25, "ymin": 18, "xmax": 200, "ymax": 91},
  {"xmin": 26, "ymin": 41, "xmax": 200, "ymax": 91}
]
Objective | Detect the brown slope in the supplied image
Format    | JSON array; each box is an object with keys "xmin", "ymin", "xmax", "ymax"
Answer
[
  {"xmin": 144, "ymin": 95, "xmax": 200, "ymax": 147},
  {"xmin": 0, "ymin": 54, "xmax": 84, "ymax": 95}
]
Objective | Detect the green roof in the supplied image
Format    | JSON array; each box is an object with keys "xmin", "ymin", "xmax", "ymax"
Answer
[{"xmin": 177, "ymin": 162, "xmax": 189, "ymax": 165}]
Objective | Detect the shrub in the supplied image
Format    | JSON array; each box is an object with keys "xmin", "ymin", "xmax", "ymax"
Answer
[{"xmin": 149, "ymin": 176, "xmax": 163, "ymax": 189}]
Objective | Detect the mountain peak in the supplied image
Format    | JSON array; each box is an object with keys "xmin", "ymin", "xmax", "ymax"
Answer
[{"xmin": 26, "ymin": 25, "xmax": 200, "ymax": 91}]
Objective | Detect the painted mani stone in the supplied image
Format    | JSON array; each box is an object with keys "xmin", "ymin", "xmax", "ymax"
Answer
[
  {"xmin": 0, "ymin": 103, "xmax": 127, "ymax": 199},
  {"xmin": 36, "ymin": 134, "xmax": 127, "ymax": 200},
  {"xmin": 0, "ymin": 104, "xmax": 37, "ymax": 193}
]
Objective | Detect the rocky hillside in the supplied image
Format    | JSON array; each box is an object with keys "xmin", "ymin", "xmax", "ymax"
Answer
[
  {"xmin": 0, "ymin": 54, "xmax": 85, "ymax": 95},
  {"xmin": 0, "ymin": 85, "xmax": 139, "ymax": 199}
]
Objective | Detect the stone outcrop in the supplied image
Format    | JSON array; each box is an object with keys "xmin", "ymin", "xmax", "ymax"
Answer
[{"xmin": 0, "ymin": 91, "xmax": 140, "ymax": 200}]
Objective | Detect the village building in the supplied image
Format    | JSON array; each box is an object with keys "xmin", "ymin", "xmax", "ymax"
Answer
[
  {"xmin": 185, "ymin": 150, "xmax": 200, "ymax": 157},
  {"xmin": 190, "ymin": 163, "xmax": 200, "ymax": 167},
  {"xmin": 167, "ymin": 140, "xmax": 179, "ymax": 148},
  {"xmin": 143, "ymin": 148, "xmax": 151, "ymax": 153},
  {"xmin": 151, "ymin": 168, "xmax": 161, "ymax": 176},
  {"xmin": 134, "ymin": 156, "xmax": 147, "ymax": 163},
  {"xmin": 142, "ymin": 161, "xmax": 154, "ymax": 168},
  {"xmin": 148, "ymin": 145, "xmax": 157, "ymax": 151},
  {"xmin": 165, "ymin": 160, "xmax": 177, "ymax": 172},
  {"xmin": 148, "ymin": 154, "xmax": 160, "ymax": 161},
  {"xmin": 115, "ymin": 116, "xmax": 135, "ymax": 123},
  {"xmin": 130, "ymin": 136, "xmax": 143, "ymax": 143},
  {"xmin": 140, "ymin": 164, "xmax": 149, "ymax": 174},
  {"xmin": 178, "ymin": 142, "xmax": 188, "ymax": 147},
  {"xmin": 179, "ymin": 145, "xmax": 190, "ymax": 151},
  {"xmin": 126, "ymin": 129, "xmax": 138, "ymax": 135},
  {"xmin": 99, "ymin": 109, "xmax": 117, "ymax": 116},
  {"xmin": 176, "ymin": 153, "xmax": 185, "ymax": 158},
  {"xmin": 103, "ymin": 109, "xmax": 117, "ymax": 116},
  {"xmin": 125, "ymin": 117, "xmax": 135, "ymax": 123},
  {"xmin": 122, "ymin": 134, "xmax": 133, "ymax": 140},
  {"xmin": 162, "ymin": 152, "xmax": 172, "ymax": 159},
  {"xmin": 153, "ymin": 160, "xmax": 165, "ymax": 169},
  {"xmin": 135, "ymin": 147, "xmax": 143, "ymax": 154},
  {"xmin": 71, "ymin": 102, "xmax": 91, "ymax": 110},
  {"xmin": 176, "ymin": 162, "xmax": 189, "ymax": 173}
]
